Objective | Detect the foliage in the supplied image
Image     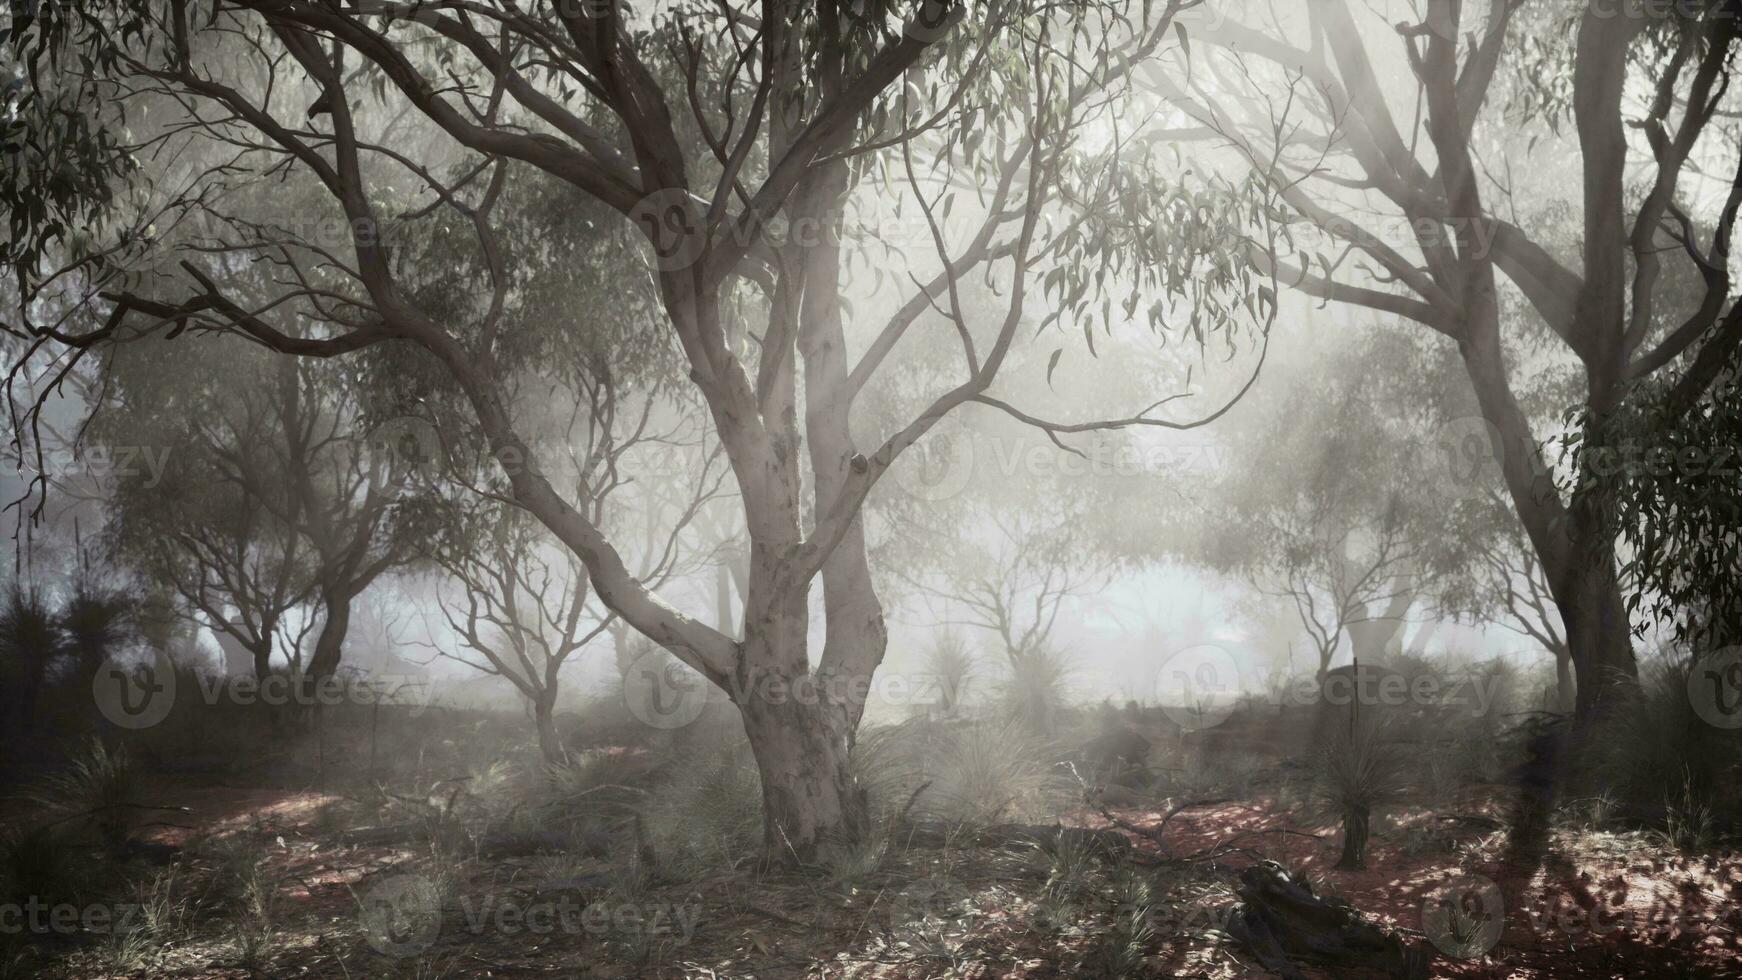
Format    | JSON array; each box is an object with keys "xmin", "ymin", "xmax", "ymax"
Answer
[
  {"xmin": 0, "ymin": 2, "xmax": 139, "ymax": 300},
  {"xmin": 1577, "ymin": 368, "xmax": 1742, "ymax": 650}
]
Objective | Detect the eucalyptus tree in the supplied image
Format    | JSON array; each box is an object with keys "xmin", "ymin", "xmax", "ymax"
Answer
[
  {"xmin": 907, "ymin": 506, "xmax": 1109, "ymax": 731},
  {"xmin": 5, "ymin": 0, "xmax": 1274, "ymax": 858},
  {"xmin": 277, "ymin": 358, "xmax": 419, "ymax": 685},
  {"xmin": 99, "ymin": 340, "xmax": 318, "ymax": 680},
  {"xmin": 1185, "ymin": 327, "xmax": 1452, "ymax": 682},
  {"xmin": 432, "ymin": 514, "xmax": 600, "ymax": 765},
  {"xmin": 1144, "ymin": 0, "xmax": 1742, "ymax": 720},
  {"xmin": 98, "ymin": 333, "xmax": 416, "ymax": 683},
  {"xmin": 934, "ymin": 511, "xmax": 1102, "ymax": 671}
]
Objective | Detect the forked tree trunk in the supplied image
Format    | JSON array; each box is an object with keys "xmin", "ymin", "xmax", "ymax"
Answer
[
  {"xmin": 737, "ymin": 572, "xmax": 870, "ymax": 863},
  {"xmin": 250, "ymin": 638, "xmax": 273, "ymax": 681},
  {"xmin": 739, "ymin": 691, "xmax": 867, "ymax": 863}
]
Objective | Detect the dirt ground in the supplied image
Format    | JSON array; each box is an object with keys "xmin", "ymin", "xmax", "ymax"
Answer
[
  {"xmin": 8, "ymin": 702, "xmax": 1740, "ymax": 979},
  {"xmin": 18, "ymin": 784, "xmax": 1730, "ymax": 976}
]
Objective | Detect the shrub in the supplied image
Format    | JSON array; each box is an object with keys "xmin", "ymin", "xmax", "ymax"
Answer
[
  {"xmin": 638, "ymin": 739, "xmax": 762, "ymax": 878},
  {"xmin": 1599, "ymin": 651, "xmax": 1742, "ymax": 842},
  {"xmin": 920, "ymin": 718, "xmax": 1072, "ymax": 825},
  {"xmin": 1002, "ymin": 645, "xmax": 1071, "ymax": 735},
  {"xmin": 1312, "ymin": 717, "xmax": 1404, "ymax": 870},
  {"xmin": 26, "ymin": 737, "xmax": 137, "ymax": 849},
  {"xmin": 923, "ymin": 630, "xmax": 977, "ymax": 719}
]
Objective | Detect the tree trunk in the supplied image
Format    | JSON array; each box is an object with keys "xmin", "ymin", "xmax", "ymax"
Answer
[
  {"xmin": 795, "ymin": 163, "xmax": 889, "ymax": 743},
  {"xmin": 1558, "ymin": 520, "xmax": 1638, "ymax": 721},
  {"xmin": 1336, "ymin": 803, "xmax": 1370, "ymax": 870},
  {"xmin": 1345, "ymin": 577, "xmax": 1413, "ymax": 665},
  {"xmin": 739, "ymin": 689, "xmax": 867, "ymax": 864},
  {"xmin": 1553, "ymin": 644, "xmax": 1574, "ymax": 714},
  {"xmin": 737, "ymin": 570, "xmax": 869, "ymax": 864},
  {"xmin": 306, "ymin": 585, "xmax": 351, "ymax": 683},
  {"xmin": 1459, "ymin": 321, "xmax": 1636, "ymax": 726},
  {"xmin": 250, "ymin": 638, "xmax": 272, "ymax": 681},
  {"xmin": 533, "ymin": 695, "xmax": 567, "ymax": 767}
]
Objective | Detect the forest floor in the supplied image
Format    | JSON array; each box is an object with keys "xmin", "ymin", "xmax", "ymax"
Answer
[{"xmin": 7, "ymin": 706, "xmax": 1741, "ymax": 979}]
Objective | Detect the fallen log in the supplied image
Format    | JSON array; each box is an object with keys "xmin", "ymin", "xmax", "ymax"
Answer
[{"xmin": 1225, "ymin": 861, "xmax": 1429, "ymax": 980}]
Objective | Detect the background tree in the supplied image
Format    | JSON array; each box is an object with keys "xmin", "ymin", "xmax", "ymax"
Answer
[
  {"xmin": 425, "ymin": 338, "xmax": 728, "ymax": 765},
  {"xmin": 1183, "ymin": 327, "xmax": 1451, "ymax": 681},
  {"xmin": 1146, "ymin": 0, "xmax": 1742, "ymax": 720},
  {"xmin": 271, "ymin": 357, "xmax": 418, "ymax": 687},
  {"xmin": 99, "ymin": 339, "xmax": 317, "ymax": 680},
  {"xmin": 1446, "ymin": 489, "xmax": 1574, "ymax": 711},
  {"xmin": 909, "ymin": 508, "xmax": 1108, "ymax": 732},
  {"xmin": 0, "ymin": 585, "xmax": 60, "ymax": 735}
]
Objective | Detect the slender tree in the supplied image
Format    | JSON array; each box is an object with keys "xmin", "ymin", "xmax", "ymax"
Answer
[{"xmin": 428, "ymin": 347, "xmax": 728, "ymax": 765}]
